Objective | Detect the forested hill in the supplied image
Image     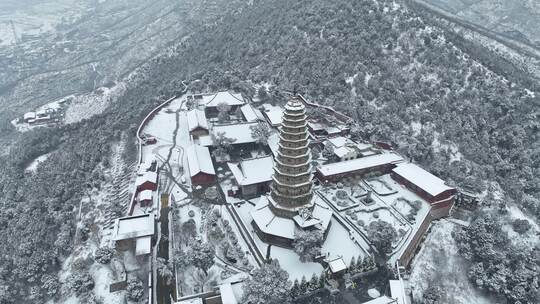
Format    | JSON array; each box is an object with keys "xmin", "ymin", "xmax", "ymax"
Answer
[
  {"xmin": 157, "ymin": 0, "xmax": 540, "ymax": 220},
  {"xmin": 0, "ymin": 0, "xmax": 538, "ymax": 303}
]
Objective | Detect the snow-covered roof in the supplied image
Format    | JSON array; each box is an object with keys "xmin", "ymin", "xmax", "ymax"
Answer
[
  {"xmin": 135, "ymin": 171, "xmax": 157, "ymax": 186},
  {"xmin": 361, "ymin": 150, "xmax": 377, "ymax": 157},
  {"xmin": 228, "ymin": 156, "xmax": 273, "ymax": 186},
  {"xmin": 240, "ymin": 104, "xmax": 259, "ymax": 122},
  {"xmin": 175, "ymin": 298, "xmax": 203, "ymax": 304},
  {"xmin": 356, "ymin": 142, "xmax": 373, "ymax": 151},
  {"xmin": 138, "ymin": 157, "xmax": 156, "ymax": 175},
  {"xmin": 187, "ymin": 145, "xmax": 215, "ymax": 177},
  {"xmin": 292, "ymin": 199, "xmax": 333, "ymax": 230},
  {"xmin": 23, "ymin": 112, "xmax": 36, "ymax": 120},
  {"xmin": 268, "ymin": 133, "xmax": 280, "ymax": 156},
  {"xmin": 219, "ymin": 283, "xmax": 238, "ymax": 304},
  {"xmin": 327, "ymin": 136, "xmax": 349, "ymax": 148},
  {"xmin": 138, "ymin": 190, "xmax": 153, "ymax": 201},
  {"xmin": 261, "ymin": 104, "xmax": 283, "ymax": 126},
  {"xmin": 326, "ymin": 127, "xmax": 341, "ymax": 135},
  {"xmin": 113, "ymin": 213, "xmax": 155, "ymax": 241},
  {"xmin": 327, "ymin": 257, "xmax": 347, "ymax": 273},
  {"xmin": 135, "ymin": 236, "xmax": 152, "ymax": 256},
  {"xmin": 197, "ymin": 135, "xmax": 214, "ymax": 147},
  {"xmin": 307, "ymin": 121, "xmax": 325, "ymax": 131},
  {"xmin": 36, "ymin": 109, "xmax": 47, "ymax": 116},
  {"xmin": 389, "ymin": 280, "xmax": 406, "ymax": 304},
  {"xmin": 317, "ymin": 153, "xmax": 404, "ymax": 177},
  {"xmin": 392, "ymin": 163, "xmax": 453, "ymax": 197},
  {"xmin": 361, "ymin": 296, "xmax": 397, "ymax": 304},
  {"xmin": 187, "ymin": 109, "xmax": 208, "ymax": 131},
  {"xmin": 334, "ymin": 146, "xmax": 356, "ymax": 158},
  {"xmin": 203, "ymin": 91, "xmax": 245, "ymax": 108},
  {"xmin": 211, "ymin": 122, "xmax": 259, "ymax": 145},
  {"xmin": 251, "ymin": 197, "xmax": 295, "ymax": 239}
]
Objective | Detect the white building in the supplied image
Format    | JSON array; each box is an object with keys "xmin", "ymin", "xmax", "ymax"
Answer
[{"xmin": 112, "ymin": 213, "xmax": 155, "ymax": 256}]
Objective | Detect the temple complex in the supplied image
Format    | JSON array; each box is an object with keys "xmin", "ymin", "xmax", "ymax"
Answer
[{"xmin": 250, "ymin": 97, "xmax": 333, "ymax": 246}]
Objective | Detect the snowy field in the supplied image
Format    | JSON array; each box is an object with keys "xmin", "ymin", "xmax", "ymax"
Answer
[
  {"xmin": 11, "ymin": 82, "xmax": 128, "ymax": 133},
  {"xmin": 24, "ymin": 151, "xmax": 52, "ymax": 172},
  {"xmin": 321, "ymin": 218, "xmax": 368, "ymax": 265}
]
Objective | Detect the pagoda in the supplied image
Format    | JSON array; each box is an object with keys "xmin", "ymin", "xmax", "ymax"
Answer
[{"xmin": 251, "ymin": 97, "xmax": 332, "ymax": 246}]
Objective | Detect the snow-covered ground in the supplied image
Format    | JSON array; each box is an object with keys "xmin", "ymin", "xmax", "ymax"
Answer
[
  {"xmin": 408, "ymin": 220, "xmax": 495, "ymax": 304},
  {"xmin": 0, "ymin": 0, "xmax": 85, "ymax": 46},
  {"xmin": 64, "ymin": 83, "xmax": 127, "ymax": 124},
  {"xmin": 24, "ymin": 151, "xmax": 52, "ymax": 172},
  {"xmin": 321, "ymin": 217, "xmax": 368, "ymax": 265},
  {"xmin": 502, "ymin": 204, "xmax": 540, "ymax": 248},
  {"xmin": 11, "ymin": 82, "xmax": 128, "ymax": 133},
  {"xmin": 53, "ymin": 139, "xmax": 137, "ymax": 303}
]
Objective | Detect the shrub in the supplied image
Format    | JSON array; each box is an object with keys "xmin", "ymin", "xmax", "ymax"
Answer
[
  {"xmin": 126, "ymin": 277, "xmax": 144, "ymax": 301},
  {"xmin": 94, "ymin": 247, "xmax": 114, "ymax": 264},
  {"xmin": 68, "ymin": 272, "xmax": 94, "ymax": 295},
  {"xmin": 512, "ymin": 219, "xmax": 531, "ymax": 234},
  {"xmin": 336, "ymin": 189, "xmax": 348, "ymax": 199}
]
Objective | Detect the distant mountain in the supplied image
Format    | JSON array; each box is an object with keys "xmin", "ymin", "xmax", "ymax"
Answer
[{"xmin": 416, "ymin": 0, "xmax": 540, "ymax": 46}]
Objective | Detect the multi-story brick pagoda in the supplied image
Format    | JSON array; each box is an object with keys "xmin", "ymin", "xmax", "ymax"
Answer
[{"xmin": 251, "ymin": 97, "xmax": 332, "ymax": 246}]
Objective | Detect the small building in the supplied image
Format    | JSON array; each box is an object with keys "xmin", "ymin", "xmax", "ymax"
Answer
[
  {"xmin": 307, "ymin": 121, "xmax": 326, "ymax": 136},
  {"xmin": 391, "ymin": 163, "xmax": 456, "ymax": 218},
  {"xmin": 326, "ymin": 126, "xmax": 341, "ymax": 137},
  {"xmin": 261, "ymin": 104, "xmax": 283, "ymax": 127},
  {"xmin": 143, "ymin": 136, "xmax": 157, "ymax": 145},
  {"xmin": 23, "ymin": 112, "xmax": 36, "ymax": 122},
  {"xmin": 308, "ymin": 121, "xmax": 350, "ymax": 137},
  {"xmin": 135, "ymin": 171, "xmax": 158, "ymax": 191},
  {"xmin": 187, "ymin": 144, "xmax": 216, "ymax": 185},
  {"xmin": 202, "ymin": 91, "xmax": 245, "ymax": 117},
  {"xmin": 326, "ymin": 257, "xmax": 347, "ymax": 277},
  {"xmin": 227, "ymin": 156, "xmax": 273, "ymax": 198},
  {"xmin": 138, "ymin": 189, "xmax": 153, "ymax": 207},
  {"xmin": 113, "ymin": 213, "xmax": 155, "ymax": 256},
  {"xmin": 316, "ymin": 153, "xmax": 404, "ymax": 182},
  {"xmin": 324, "ymin": 137, "xmax": 360, "ymax": 161},
  {"xmin": 187, "ymin": 109, "xmax": 209, "ymax": 138},
  {"xmin": 239, "ymin": 104, "xmax": 260, "ymax": 122}
]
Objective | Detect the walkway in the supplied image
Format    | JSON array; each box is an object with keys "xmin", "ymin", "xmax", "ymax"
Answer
[{"xmin": 225, "ymin": 203, "xmax": 265, "ymax": 266}]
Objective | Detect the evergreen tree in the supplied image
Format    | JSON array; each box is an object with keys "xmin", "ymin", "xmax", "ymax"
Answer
[
  {"xmin": 242, "ymin": 260, "xmax": 290, "ymax": 304},
  {"xmin": 299, "ymin": 275, "xmax": 308, "ymax": 294},
  {"xmin": 290, "ymin": 279, "xmax": 300, "ymax": 298},
  {"xmin": 349, "ymin": 256, "xmax": 356, "ymax": 273},
  {"xmin": 318, "ymin": 271, "xmax": 326, "ymax": 288},
  {"xmin": 309, "ymin": 273, "xmax": 319, "ymax": 291}
]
